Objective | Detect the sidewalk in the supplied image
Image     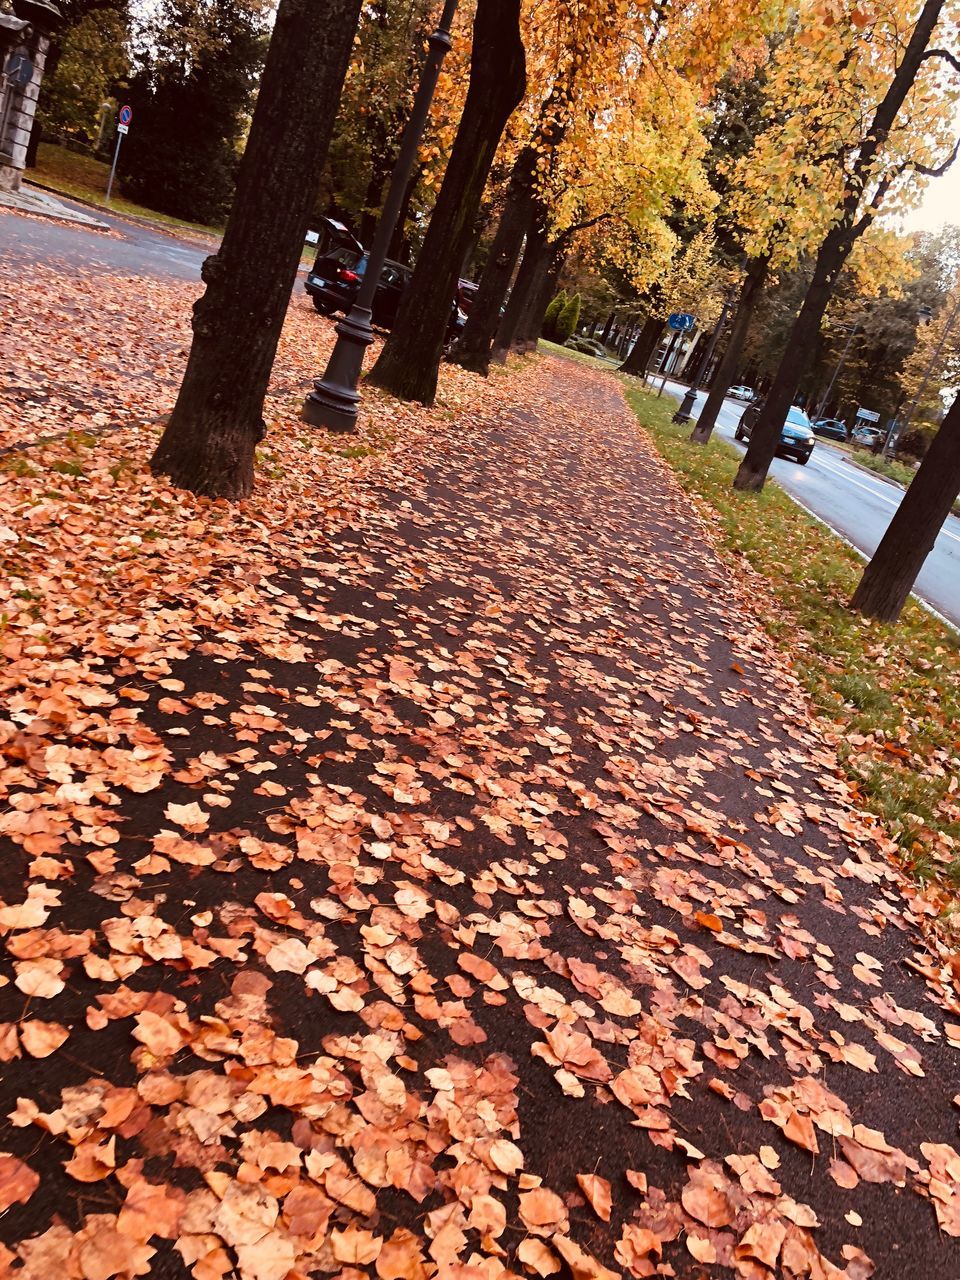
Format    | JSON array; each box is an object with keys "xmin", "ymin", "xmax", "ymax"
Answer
[
  {"xmin": 0, "ymin": 183, "xmax": 110, "ymax": 230},
  {"xmin": 0, "ymin": 349, "xmax": 958, "ymax": 1278}
]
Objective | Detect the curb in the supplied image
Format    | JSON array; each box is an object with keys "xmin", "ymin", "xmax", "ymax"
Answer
[
  {"xmin": 23, "ymin": 179, "xmax": 219, "ymax": 249},
  {"xmin": 840, "ymin": 454, "xmax": 910, "ymax": 492}
]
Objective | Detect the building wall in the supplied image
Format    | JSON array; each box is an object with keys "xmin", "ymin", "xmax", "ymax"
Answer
[{"xmin": 0, "ymin": 35, "xmax": 48, "ymax": 191}]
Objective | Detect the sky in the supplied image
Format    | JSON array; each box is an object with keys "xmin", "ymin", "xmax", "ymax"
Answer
[{"xmin": 901, "ymin": 143, "xmax": 960, "ymax": 235}]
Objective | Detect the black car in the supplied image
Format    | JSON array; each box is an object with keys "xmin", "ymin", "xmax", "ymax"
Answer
[
  {"xmin": 813, "ymin": 417, "xmax": 847, "ymax": 442},
  {"xmin": 304, "ymin": 218, "xmax": 467, "ymax": 336},
  {"xmin": 735, "ymin": 402, "xmax": 815, "ymax": 464}
]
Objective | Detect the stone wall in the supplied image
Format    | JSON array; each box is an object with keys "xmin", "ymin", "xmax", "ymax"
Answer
[{"xmin": 0, "ymin": 34, "xmax": 49, "ymax": 191}]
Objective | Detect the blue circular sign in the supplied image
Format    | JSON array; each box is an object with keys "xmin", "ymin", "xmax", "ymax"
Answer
[
  {"xmin": 668, "ymin": 312, "xmax": 696, "ymax": 332},
  {"xmin": 118, "ymin": 104, "xmax": 133, "ymax": 125}
]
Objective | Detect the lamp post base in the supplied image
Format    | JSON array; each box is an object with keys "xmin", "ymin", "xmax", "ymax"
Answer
[
  {"xmin": 302, "ymin": 307, "xmax": 375, "ymax": 433},
  {"xmin": 672, "ymin": 386, "xmax": 698, "ymax": 424}
]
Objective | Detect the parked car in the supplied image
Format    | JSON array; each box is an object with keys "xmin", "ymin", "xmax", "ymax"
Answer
[
  {"xmin": 813, "ymin": 417, "xmax": 848, "ymax": 442},
  {"xmin": 304, "ymin": 218, "xmax": 468, "ymax": 336},
  {"xmin": 735, "ymin": 402, "xmax": 815, "ymax": 464},
  {"xmin": 728, "ymin": 385, "xmax": 755, "ymax": 401},
  {"xmin": 851, "ymin": 424, "xmax": 884, "ymax": 448}
]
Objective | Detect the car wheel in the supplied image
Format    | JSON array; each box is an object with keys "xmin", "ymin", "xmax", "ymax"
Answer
[
  {"xmin": 798, "ymin": 454, "xmax": 810, "ymax": 465},
  {"xmin": 312, "ymin": 298, "xmax": 336, "ymax": 316}
]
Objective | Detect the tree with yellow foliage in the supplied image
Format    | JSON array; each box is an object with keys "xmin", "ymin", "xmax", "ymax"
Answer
[{"xmin": 732, "ymin": 0, "xmax": 960, "ymax": 491}]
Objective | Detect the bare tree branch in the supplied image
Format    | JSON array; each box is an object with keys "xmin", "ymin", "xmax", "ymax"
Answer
[{"xmin": 921, "ymin": 47, "xmax": 960, "ymax": 74}]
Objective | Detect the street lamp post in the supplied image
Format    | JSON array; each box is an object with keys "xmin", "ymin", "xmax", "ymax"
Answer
[
  {"xmin": 303, "ymin": 0, "xmax": 458, "ymax": 432},
  {"xmin": 672, "ymin": 291, "xmax": 735, "ymax": 424},
  {"xmin": 813, "ymin": 319, "xmax": 860, "ymax": 424},
  {"xmin": 883, "ymin": 302, "xmax": 949, "ymax": 457}
]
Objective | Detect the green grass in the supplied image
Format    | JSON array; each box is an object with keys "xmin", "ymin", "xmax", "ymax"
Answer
[
  {"xmin": 31, "ymin": 143, "xmax": 222, "ymax": 237},
  {"xmin": 847, "ymin": 449, "xmax": 918, "ymax": 487},
  {"xmin": 540, "ymin": 338, "xmax": 620, "ymax": 369},
  {"xmin": 613, "ymin": 375, "xmax": 960, "ymax": 909}
]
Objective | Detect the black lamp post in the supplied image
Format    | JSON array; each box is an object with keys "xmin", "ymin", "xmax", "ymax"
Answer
[
  {"xmin": 672, "ymin": 291, "xmax": 735, "ymax": 424},
  {"xmin": 303, "ymin": 0, "xmax": 459, "ymax": 432}
]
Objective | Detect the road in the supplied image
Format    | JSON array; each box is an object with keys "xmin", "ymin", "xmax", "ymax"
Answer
[
  {"xmin": 656, "ymin": 377, "xmax": 960, "ymax": 629},
  {"xmin": 0, "ymin": 189, "xmax": 211, "ymax": 280}
]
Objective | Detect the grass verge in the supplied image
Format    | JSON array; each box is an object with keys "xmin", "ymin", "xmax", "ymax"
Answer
[
  {"xmin": 617, "ymin": 377, "xmax": 960, "ymax": 910},
  {"xmin": 847, "ymin": 448, "xmax": 918, "ymax": 487},
  {"xmin": 31, "ymin": 143, "xmax": 222, "ymax": 238}
]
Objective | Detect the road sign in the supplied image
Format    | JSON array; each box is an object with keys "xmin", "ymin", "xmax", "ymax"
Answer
[
  {"xmin": 118, "ymin": 104, "xmax": 133, "ymax": 125},
  {"xmin": 667, "ymin": 312, "xmax": 696, "ymax": 332},
  {"xmin": 856, "ymin": 407, "xmax": 880, "ymax": 422},
  {"xmin": 116, "ymin": 123, "xmax": 129, "ymax": 135},
  {"xmin": 4, "ymin": 51, "xmax": 34, "ymax": 87}
]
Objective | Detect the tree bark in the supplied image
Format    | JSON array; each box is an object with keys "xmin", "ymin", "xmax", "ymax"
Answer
[
  {"xmin": 517, "ymin": 244, "xmax": 564, "ymax": 350},
  {"xmin": 732, "ymin": 0, "xmax": 947, "ymax": 492},
  {"xmin": 619, "ymin": 315, "xmax": 662, "ymax": 376},
  {"xmin": 850, "ymin": 397, "xmax": 960, "ymax": 621},
  {"xmin": 691, "ymin": 257, "xmax": 768, "ymax": 444},
  {"xmin": 733, "ymin": 234, "xmax": 846, "ymax": 490},
  {"xmin": 490, "ymin": 220, "xmax": 547, "ymax": 361},
  {"xmin": 150, "ymin": 0, "xmax": 362, "ymax": 499},
  {"xmin": 386, "ymin": 163, "xmax": 423, "ymax": 263},
  {"xmin": 446, "ymin": 150, "xmax": 534, "ymax": 374},
  {"xmin": 366, "ymin": 0, "xmax": 525, "ymax": 405},
  {"xmin": 600, "ymin": 310, "xmax": 616, "ymax": 346}
]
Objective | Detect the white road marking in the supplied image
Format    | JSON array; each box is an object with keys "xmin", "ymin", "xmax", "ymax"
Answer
[{"xmin": 807, "ymin": 452, "xmax": 960, "ymax": 547}]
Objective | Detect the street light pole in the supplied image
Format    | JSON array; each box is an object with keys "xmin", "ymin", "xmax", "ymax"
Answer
[
  {"xmin": 883, "ymin": 300, "xmax": 955, "ymax": 456},
  {"xmin": 813, "ymin": 320, "xmax": 860, "ymax": 423},
  {"xmin": 303, "ymin": 0, "xmax": 459, "ymax": 432},
  {"xmin": 672, "ymin": 292, "xmax": 735, "ymax": 424}
]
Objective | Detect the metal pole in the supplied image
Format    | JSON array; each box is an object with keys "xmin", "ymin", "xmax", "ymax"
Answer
[
  {"xmin": 884, "ymin": 294, "xmax": 960, "ymax": 456},
  {"xmin": 672, "ymin": 293, "xmax": 734, "ymax": 423},
  {"xmin": 813, "ymin": 321, "xmax": 859, "ymax": 423},
  {"xmin": 105, "ymin": 129, "xmax": 123, "ymax": 204},
  {"xmin": 657, "ymin": 330, "xmax": 683, "ymax": 397},
  {"xmin": 303, "ymin": 0, "xmax": 459, "ymax": 432}
]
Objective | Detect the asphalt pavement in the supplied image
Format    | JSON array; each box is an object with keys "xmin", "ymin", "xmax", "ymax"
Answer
[
  {"xmin": 656, "ymin": 377, "xmax": 960, "ymax": 630},
  {"xmin": 0, "ymin": 188, "xmax": 211, "ymax": 281}
]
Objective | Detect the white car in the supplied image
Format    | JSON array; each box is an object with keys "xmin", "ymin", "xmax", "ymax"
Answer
[{"xmin": 728, "ymin": 385, "xmax": 755, "ymax": 401}]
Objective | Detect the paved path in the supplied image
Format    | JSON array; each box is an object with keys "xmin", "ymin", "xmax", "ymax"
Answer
[
  {"xmin": 0, "ymin": 357, "xmax": 958, "ymax": 1277},
  {"xmin": 656, "ymin": 378, "xmax": 960, "ymax": 629}
]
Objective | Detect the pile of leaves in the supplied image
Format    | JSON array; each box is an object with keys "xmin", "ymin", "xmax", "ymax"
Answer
[{"xmin": 2, "ymin": 279, "xmax": 960, "ymax": 1279}]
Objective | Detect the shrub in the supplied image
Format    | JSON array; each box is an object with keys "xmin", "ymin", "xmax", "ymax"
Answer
[
  {"xmin": 542, "ymin": 291, "xmax": 568, "ymax": 340},
  {"xmin": 896, "ymin": 424, "xmax": 935, "ymax": 461},
  {"xmin": 554, "ymin": 293, "xmax": 582, "ymax": 344}
]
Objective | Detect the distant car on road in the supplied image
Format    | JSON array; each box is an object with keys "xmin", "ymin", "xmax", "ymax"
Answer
[
  {"xmin": 735, "ymin": 402, "xmax": 815, "ymax": 465},
  {"xmin": 813, "ymin": 417, "xmax": 848, "ymax": 442},
  {"xmin": 850, "ymin": 425, "xmax": 884, "ymax": 448},
  {"xmin": 728, "ymin": 385, "xmax": 755, "ymax": 401}
]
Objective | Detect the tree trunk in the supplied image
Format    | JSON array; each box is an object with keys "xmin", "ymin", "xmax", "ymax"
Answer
[
  {"xmin": 691, "ymin": 257, "xmax": 768, "ymax": 444},
  {"xmin": 619, "ymin": 315, "xmax": 662, "ymax": 376},
  {"xmin": 491, "ymin": 218, "xmax": 546, "ymax": 361},
  {"xmin": 446, "ymin": 148, "xmax": 534, "ymax": 374},
  {"xmin": 732, "ymin": 237, "xmax": 844, "ymax": 490},
  {"xmin": 366, "ymin": 0, "xmax": 525, "ymax": 405},
  {"xmin": 517, "ymin": 244, "xmax": 564, "ymax": 350},
  {"xmin": 850, "ymin": 397, "xmax": 960, "ymax": 621},
  {"xmin": 387, "ymin": 163, "xmax": 423, "ymax": 263},
  {"xmin": 600, "ymin": 311, "xmax": 616, "ymax": 346},
  {"xmin": 733, "ymin": 0, "xmax": 946, "ymax": 492},
  {"xmin": 150, "ymin": 0, "xmax": 362, "ymax": 499}
]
